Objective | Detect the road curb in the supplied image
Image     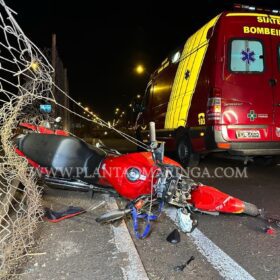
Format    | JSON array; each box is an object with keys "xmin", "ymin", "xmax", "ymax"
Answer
[{"xmin": 105, "ymin": 195, "xmax": 149, "ymax": 280}]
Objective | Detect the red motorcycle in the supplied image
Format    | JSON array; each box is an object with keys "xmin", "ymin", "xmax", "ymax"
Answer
[{"xmin": 14, "ymin": 122, "xmax": 259, "ymax": 238}]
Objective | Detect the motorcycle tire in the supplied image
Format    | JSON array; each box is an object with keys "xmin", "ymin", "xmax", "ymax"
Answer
[{"xmin": 243, "ymin": 202, "xmax": 260, "ymax": 216}]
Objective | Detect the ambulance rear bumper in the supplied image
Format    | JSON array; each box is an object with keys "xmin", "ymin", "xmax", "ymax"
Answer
[
  {"xmin": 227, "ymin": 142, "xmax": 280, "ymax": 156},
  {"xmin": 212, "ymin": 128, "xmax": 280, "ymax": 155}
]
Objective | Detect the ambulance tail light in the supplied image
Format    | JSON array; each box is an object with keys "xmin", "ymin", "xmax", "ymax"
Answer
[
  {"xmin": 211, "ymin": 87, "xmax": 222, "ymax": 98},
  {"xmin": 207, "ymin": 87, "xmax": 222, "ymax": 124},
  {"xmin": 217, "ymin": 142, "xmax": 231, "ymax": 150}
]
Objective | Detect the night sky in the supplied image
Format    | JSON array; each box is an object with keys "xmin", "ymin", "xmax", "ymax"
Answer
[{"xmin": 5, "ymin": 0, "xmax": 280, "ymax": 120}]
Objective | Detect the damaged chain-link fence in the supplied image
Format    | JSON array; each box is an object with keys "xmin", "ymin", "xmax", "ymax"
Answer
[
  {"xmin": 0, "ymin": 1, "xmax": 53, "ymax": 278},
  {"xmin": 0, "ymin": 1, "xmax": 150, "ymax": 278}
]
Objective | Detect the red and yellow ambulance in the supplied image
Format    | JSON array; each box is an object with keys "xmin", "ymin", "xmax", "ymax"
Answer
[{"xmin": 135, "ymin": 5, "xmax": 280, "ymax": 166}]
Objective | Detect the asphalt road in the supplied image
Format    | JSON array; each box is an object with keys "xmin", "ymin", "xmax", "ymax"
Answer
[
  {"xmin": 185, "ymin": 157, "xmax": 280, "ymax": 280},
  {"xmin": 21, "ymin": 138, "xmax": 280, "ymax": 280},
  {"xmin": 105, "ymin": 139, "xmax": 280, "ymax": 280},
  {"xmin": 120, "ymin": 155, "xmax": 279, "ymax": 280}
]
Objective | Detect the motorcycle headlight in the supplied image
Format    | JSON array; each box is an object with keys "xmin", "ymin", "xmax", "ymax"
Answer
[{"xmin": 126, "ymin": 167, "xmax": 140, "ymax": 182}]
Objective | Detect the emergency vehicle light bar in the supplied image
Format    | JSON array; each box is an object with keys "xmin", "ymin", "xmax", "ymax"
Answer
[{"xmin": 234, "ymin": 3, "xmax": 280, "ymax": 15}]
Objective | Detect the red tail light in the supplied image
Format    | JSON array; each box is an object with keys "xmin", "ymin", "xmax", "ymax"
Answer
[
  {"xmin": 211, "ymin": 87, "xmax": 222, "ymax": 98},
  {"xmin": 207, "ymin": 87, "xmax": 222, "ymax": 123}
]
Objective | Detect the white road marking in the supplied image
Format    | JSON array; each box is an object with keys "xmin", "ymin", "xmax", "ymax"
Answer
[
  {"xmin": 105, "ymin": 195, "xmax": 149, "ymax": 280},
  {"xmin": 164, "ymin": 207, "xmax": 256, "ymax": 280}
]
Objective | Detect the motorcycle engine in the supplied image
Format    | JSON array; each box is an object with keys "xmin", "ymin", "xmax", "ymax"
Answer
[
  {"xmin": 164, "ymin": 175, "xmax": 196, "ymax": 207},
  {"xmin": 154, "ymin": 164, "xmax": 197, "ymax": 208}
]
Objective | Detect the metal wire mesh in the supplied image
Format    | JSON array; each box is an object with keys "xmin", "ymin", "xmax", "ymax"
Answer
[
  {"xmin": 0, "ymin": 1, "xmax": 150, "ymax": 278},
  {"xmin": 0, "ymin": 1, "xmax": 53, "ymax": 278}
]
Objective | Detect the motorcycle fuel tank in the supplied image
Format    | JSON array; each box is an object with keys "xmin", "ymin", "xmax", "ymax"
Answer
[{"xmin": 99, "ymin": 152, "xmax": 180, "ymax": 199}]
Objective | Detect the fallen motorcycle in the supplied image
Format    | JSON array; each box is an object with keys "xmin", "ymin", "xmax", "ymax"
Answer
[{"xmin": 14, "ymin": 122, "xmax": 259, "ymax": 238}]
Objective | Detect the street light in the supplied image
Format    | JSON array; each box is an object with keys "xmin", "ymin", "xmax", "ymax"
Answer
[
  {"xmin": 30, "ymin": 60, "xmax": 39, "ymax": 72},
  {"xmin": 135, "ymin": 64, "xmax": 145, "ymax": 75}
]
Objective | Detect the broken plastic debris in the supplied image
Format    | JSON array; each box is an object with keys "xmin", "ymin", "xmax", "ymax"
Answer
[
  {"xmin": 177, "ymin": 208, "xmax": 197, "ymax": 233},
  {"xmin": 173, "ymin": 256, "xmax": 195, "ymax": 271},
  {"xmin": 44, "ymin": 206, "xmax": 86, "ymax": 223},
  {"xmin": 264, "ymin": 226, "xmax": 276, "ymax": 235},
  {"xmin": 166, "ymin": 229, "xmax": 180, "ymax": 244}
]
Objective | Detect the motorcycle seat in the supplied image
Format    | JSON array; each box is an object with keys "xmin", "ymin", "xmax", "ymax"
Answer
[{"xmin": 17, "ymin": 133, "xmax": 106, "ymax": 182}]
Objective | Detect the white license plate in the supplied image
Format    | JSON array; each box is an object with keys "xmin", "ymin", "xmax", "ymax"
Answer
[{"xmin": 236, "ymin": 130, "xmax": 261, "ymax": 139}]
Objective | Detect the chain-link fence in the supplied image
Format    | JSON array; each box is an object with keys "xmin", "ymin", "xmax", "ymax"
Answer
[{"xmin": 0, "ymin": 1, "xmax": 53, "ymax": 278}]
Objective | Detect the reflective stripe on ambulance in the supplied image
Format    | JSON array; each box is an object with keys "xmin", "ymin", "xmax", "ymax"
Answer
[{"xmin": 164, "ymin": 14, "xmax": 221, "ymax": 129}]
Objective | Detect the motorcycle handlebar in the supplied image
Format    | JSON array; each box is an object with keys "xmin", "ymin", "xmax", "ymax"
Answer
[{"xmin": 149, "ymin": 122, "xmax": 156, "ymax": 143}]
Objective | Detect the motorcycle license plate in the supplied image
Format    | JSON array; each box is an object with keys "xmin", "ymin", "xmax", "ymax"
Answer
[{"xmin": 236, "ymin": 130, "xmax": 260, "ymax": 139}]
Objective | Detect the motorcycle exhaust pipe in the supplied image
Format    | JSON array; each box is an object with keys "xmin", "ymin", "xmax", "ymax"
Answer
[{"xmin": 96, "ymin": 209, "xmax": 131, "ymax": 223}]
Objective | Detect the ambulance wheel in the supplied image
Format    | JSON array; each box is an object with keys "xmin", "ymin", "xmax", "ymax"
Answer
[
  {"xmin": 176, "ymin": 136, "xmax": 200, "ymax": 167},
  {"xmin": 243, "ymin": 202, "xmax": 260, "ymax": 217}
]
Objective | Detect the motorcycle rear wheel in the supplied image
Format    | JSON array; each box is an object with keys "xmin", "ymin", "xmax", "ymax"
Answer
[{"xmin": 243, "ymin": 202, "xmax": 259, "ymax": 216}]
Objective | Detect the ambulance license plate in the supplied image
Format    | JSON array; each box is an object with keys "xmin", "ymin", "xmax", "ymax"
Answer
[{"xmin": 236, "ymin": 130, "xmax": 260, "ymax": 139}]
